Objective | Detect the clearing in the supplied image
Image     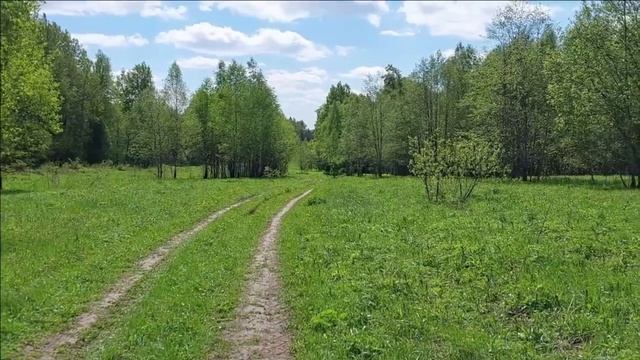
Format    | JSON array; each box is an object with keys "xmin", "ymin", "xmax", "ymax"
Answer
[{"xmin": 1, "ymin": 168, "xmax": 638, "ymax": 359}]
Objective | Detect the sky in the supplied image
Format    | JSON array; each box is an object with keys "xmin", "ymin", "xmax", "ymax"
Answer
[{"xmin": 41, "ymin": 1, "xmax": 581, "ymax": 129}]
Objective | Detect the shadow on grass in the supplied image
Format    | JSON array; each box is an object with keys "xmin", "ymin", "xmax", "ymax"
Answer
[
  {"xmin": 526, "ymin": 176, "xmax": 629, "ymax": 190},
  {"xmin": 0, "ymin": 189, "xmax": 31, "ymax": 196}
]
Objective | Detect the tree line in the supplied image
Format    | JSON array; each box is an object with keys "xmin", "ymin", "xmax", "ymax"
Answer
[
  {"xmin": 312, "ymin": 1, "xmax": 639, "ymax": 188},
  {"xmin": 1, "ymin": 1, "xmax": 298, "ymax": 188}
]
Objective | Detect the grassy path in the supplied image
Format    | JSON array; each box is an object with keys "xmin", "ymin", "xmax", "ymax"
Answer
[
  {"xmin": 218, "ymin": 189, "xmax": 313, "ymax": 360},
  {"xmin": 23, "ymin": 197, "xmax": 253, "ymax": 359}
]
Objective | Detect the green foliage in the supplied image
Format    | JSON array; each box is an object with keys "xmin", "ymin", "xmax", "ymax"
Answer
[
  {"xmin": 314, "ymin": 46, "xmax": 480, "ymax": 177},
  {"xmin": 546, "ymin": 1, "xmax": 640, "ymax": 187},
  {"xmin": 409, "ymin": 134, "xmax": 502, "ymax": 202},
  {"xmin": 312, "ymin": 1, "xmax": 637, "ymax": 187},
  {"xmin": 0, "ymin": 1, "xmax": 61, "ymax": 174},
  {"xmin": 469, "ymin": 2, "xmax": 557, "ymax": 180},
  {"xmin": 186, "ymin": 59, "xmax": 298, "ymax": 178}
]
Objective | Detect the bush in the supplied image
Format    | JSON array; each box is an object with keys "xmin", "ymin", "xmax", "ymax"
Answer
[{"xmin": 409, "ymin": 133, "xmax": 502, "ymax": 202}]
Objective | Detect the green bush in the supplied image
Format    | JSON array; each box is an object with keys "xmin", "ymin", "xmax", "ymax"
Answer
[{"xmin": 409, "ymin": 133, "xmax": 502, "ymax": 202}]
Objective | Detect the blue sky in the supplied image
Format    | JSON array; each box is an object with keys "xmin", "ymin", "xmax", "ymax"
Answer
[{"xmin": 41, "ymin": 1, "xmax": 581, "ymax": 128}]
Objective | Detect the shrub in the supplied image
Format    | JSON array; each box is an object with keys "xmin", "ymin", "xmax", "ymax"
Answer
[{"xmin": 409, "ymin": 133, "xmax": 502, "ymax": 202}]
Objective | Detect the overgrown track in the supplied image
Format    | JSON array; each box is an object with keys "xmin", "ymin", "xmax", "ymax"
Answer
[
  {"xmin": 22, "ymin": 197, "xmax": 253, "ymax": 360},
  {"xmin": 218, "ymin": 189, "xmax": 313, "ymax": 360}
]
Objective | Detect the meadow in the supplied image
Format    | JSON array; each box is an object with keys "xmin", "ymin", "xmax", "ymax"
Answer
[
  {"xmin": 280, "ymin": 176, "xmax": 639, "ymax": 359},
  {"xmin": 0, "ymin": 166, "xmax": 316, "ymax": 358},
  {"xmin": 1, "ymin": 167, "xmax": 638, "ymax": 359}
]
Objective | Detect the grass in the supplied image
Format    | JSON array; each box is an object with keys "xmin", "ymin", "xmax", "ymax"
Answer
[
  {"xmin": 0, "ymin": 165, "xmax": 317, "ymax": 359},
  {"xmin": 279, "ymin": 176, "xmax": 640, "ymax": 359},
  {"xmin": 3, "ymin": 167, "xmax": 638, "ymax": 359},
  {"xmin": 67, "ymin": 185, "xmax": 312, "ymax": 359}
]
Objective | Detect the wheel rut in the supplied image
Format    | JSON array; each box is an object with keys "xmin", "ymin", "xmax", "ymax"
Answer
[
  {"xmin": 217, "ymin": 189, "xmax": 312, "ymax": 360},
  {"xmin": 23, "ymin": 197, "xmax": 253, "ymax": 360}
]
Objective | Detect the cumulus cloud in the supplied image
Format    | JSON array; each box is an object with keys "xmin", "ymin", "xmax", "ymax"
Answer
[
  {"xmin": 155, "ymin": 22, "xmax": 331, "ymax": 62},
  {"xmin": 198, "ymin": 1, "xmax": 389, "ymax": 27},
  {"xmin": 199, "ymin": 1, "xmax": 310, "ymax": 22},
  {"xmin": 266, "ymin": 67, "xmax": 330, "ymax": 127},
  {"xmin": 366, "ymin": 14, "xmax": 382, "ymax": 27},
  {"xmin": 335, "ymin": 45, "xmax": 356, "ymax": 57},
  {"xmin": 441, "ymin": 48, "xmax": 455, "ymax": 58},
  {"xmin": 176, "ymin": 56, "xmax": 222, "ymax": 69},
  {"xmin": 340, "ymin": 66, "xmax": 386, "ymax": 80},
  {"xmin": 41, "ymin": 1, "xmax": 187, "ymax": 20},
  {"xmin": 380, "ymin": 29, "xmax": 415, "ymax": 37},
  {"xmin": 398, "ymin": 1, "xmax": 554, "ymax": 40},
  {"xmin": 72, "ymin": 33, "xmax": 149, "ymax": 47}
]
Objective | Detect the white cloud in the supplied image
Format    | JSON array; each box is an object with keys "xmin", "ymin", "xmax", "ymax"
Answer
[
  {"xmin": 340, "ymin": 66, "xmax": 386, "ymax": 80},
  {"xmin": 42, "ymin": 1, "xmax": 187, "ymax": 20},
  {"xmin": 380, "ymin": 29, "xmax": 415, "ymax": 37},
  {"xmin": 140, "ymin": 2, "xmax": 188, "ymax": 20},
  {"xmin": 199, "ymin": 1, "xmax": 311, "ymax": 22},
  {"xmin": 176, "ymin": 56, "xmax": 222, "ymax": 69},
  {"xmin": 198, "ymin": 1, "xmax": 389, "ymax": 27},
  {"xmin": 267, "ymin": 67, "xmax": 328, "ymax": 91},
  {"xmin": 441, "ymin": 48, "xmax": 455, "ymax": 58},
  {"xmin": 155, "ymin": 22, "xmax": 331, "ymax": 62},
  {"xmin": 266, "ymin": 67, "xmax": 330, "ymax": 127},
  {"xmin": 398, "ymin": 1, "xmax": 554, "ymax": 40},
  {"xmin": 335, "ymin": 45, "xmax": 356, "ymax": 57},
  {"xmin": 153, "ymin": 74, "xmax": 163, "ymax": 90},
  {"xmin": 366, "ymin": 14, "xmax": 381, "ymax": 27},
  {"xmin": 72, "ymin": 33, "xmax": 149, "ymax": 47}
]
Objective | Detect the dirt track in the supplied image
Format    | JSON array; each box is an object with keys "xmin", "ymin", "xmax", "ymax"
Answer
[
  {"xmin": 24, "ymin": 197, "xmax": 253, "ymax": 360},
  {"xmin": 219, "ymin": 189, "xmax": 313, "ymax": 360}
]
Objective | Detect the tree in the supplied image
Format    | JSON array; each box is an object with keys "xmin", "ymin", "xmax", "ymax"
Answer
[
  {"xmin": 114, "ymin": 62, "xmax": 154, "ymax": 164},
  {"xmin": 547, "ymin": 1, "xmax": 640, "ymax": 187},
  {"xmin": 314, "ymin": 82, "xmax": 351, "ymax": 175},
  {"xmin": 364, "ymin": 73, "xmax": 387, "ymax": 177},
  {"xmin": 190, "ymin": 78, "xmax": 215, "ymax": 178},
  {"xmin": 469, "ymin": 2, "xmax": 556, "ymax": 180},
  {"xmin": 162, "ymin": 62, "xmax": 188, "ymax": 178},
  {"xmin": 41, "ymin": 18, "xmax": 95, "ymax": 163},
  {"xmin": 1, "ymin": 1, "xmax": 60, "ymax": 189},
  {"xmin": 84, "ymin": 50, "xmax": 114, "ymax": 164}
]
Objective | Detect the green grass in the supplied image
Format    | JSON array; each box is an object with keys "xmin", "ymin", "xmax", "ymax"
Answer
[
  {"xmin": 279, "ymin": 176, "xmax": 640, "ymax": 359},
  {"xmin": 67, "ymin": 185, "xmax": 312, "ymax": 359},
  {"xmin": 0, "ymin": 165, "xmax": 317, "ymax": 359},
  {"xmin": 3, "ymin": 167, "xmax": 638, "ymax": 359}
]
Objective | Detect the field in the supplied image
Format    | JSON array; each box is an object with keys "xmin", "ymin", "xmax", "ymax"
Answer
[
  {"xmin": 0, "ymin": 166, "xmax": 316, "ymax": 358},
  {"xmin": 280, "ymin": 177, "xmax": 640, "ymax": 359},
  {"xmin": 1, "ymin": 167, "xmax": 638, "ymax": 359}
]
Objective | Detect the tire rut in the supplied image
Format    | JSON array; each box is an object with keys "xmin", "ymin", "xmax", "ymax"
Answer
[
  {"xmin": 23, "ymin": 197, "xmax": 253, "ymax": 360},
  {"xmin": 217, "ymin": 189, "xmax": 312, "ymax": 360}
]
